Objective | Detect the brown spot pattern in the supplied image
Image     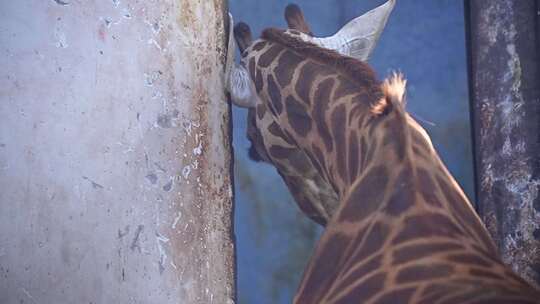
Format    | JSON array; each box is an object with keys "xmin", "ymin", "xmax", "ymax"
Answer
[
  {"xmin": 359, "ymin": 136, "xmax": 368, "ymax": 172},
  {"xmin": 339, "ymin": 255, "xmax": 382, "ymax": 291},
  {"xmin": 274, "ymin": 50, "xmax": 304, "ymax": 88},
  {"xmin": 383, "ymin": 167, "xmax": 415, "ymax": 216},
  {"xmin": 295, "ymin": 61, "xmax": 328, "ymax": 105},
  {"xmin": 248, "ymin": 57, "xmax": 256, "ymax": 80},
  {"xmin": 348, "ymin": 93, "xmax": 370, "ymax": 124},
  {"xmin": 339, "ymin": 166, "xmax": 389, "ymax": 222},
  {"xmin": 268, "ymin": 145, "xmax": 295, "ymax": 159},
  {"xmin": 382, "ymin": 118, "xmax": 407, "ymax": 161},
  {"xmin": 437, "ymin": 290, "xmax": 494, "ymax": 304},
  {"xmin": 393, "ymin": 242, "xmax": 463, "ymax": 265},
  {"xmin": 446, "ymin": 253, "xmax": 492, "ymax": 268},
  {"xmin": 364, "ymin": 135, "xmax": 379, "ymax": 166},
  {"xmin": 437, "ymin": 174, "xmax": 496, "ymax": 252},
  {"xmin": 373, "ymin": 287, "xmax": 416, "ymax": 304},
  {"xmin": 349, "ymin": 221, "xmax": 388, "ymax": 263},
  {"xmin": 305, "ymin": 144, "xmax": 327, "ymax": 180},
  {"xmin": 254, "ymin": 67, "xmax": 263, "ymax": 93},
  {"xmin": 367, "ymin": 113, "xmax": 387, "ymax": 136},
  {"xmin": 419, "ymin": 283, "xmax": 456, "ymax": 304},
  {"xmin": 331, "ymin": 104, "xmax": 347, "ymax": 183},
  {"xmin": 267, "ymin": 74, "xmax": 282, "ymax": 115},
  {"xmin": 301, "ymin": 233, "xmax": 350, "ymax": 302},
  {"xmin": 285, "ymin": 95, "xmax": 312, "ymax": 137},
  {"xmin": 312, "ymin": 78, "xmax": 335, "ymax": 152},
  {"xmin": 396, "ymin": 264, "xmax": 453, "ymax": 283},
  {"xmin": 256, "ymin": 103, "xmax": 266, "ymax": 120},
  {"xmin": 392, "ymin": 213, "xmax": 464, "ymax": 244},
  {"xmin": 286, "ymin": 152, "xmax": 312, "ymax": 175},
  {"xmin": 469, "ymin": 268, "xmax": 506, "ymax": 281},
  {"xmin": 251, "ymin": 40, "xmax": 267, "ymax": 52},
  {"xmin": 348, "ymin": 132, "xmax": 359, "ymax": 183},
  {"xmin": 334, "ymin": 272, "xmax": 386, "ymax": 304},
  {"xmin": 417, "ymin": 168, "xmax": 442, "ymax": 207},
  {"xmin": 334, "ymin": 76, "xmax": 360, "ymax": 100},
  {"xmin": 258, "ymin": 44, "xmax": 283, "ymax": 67},
  {"xmin": 268, "ymin": 121, "xmax": 295, "ymax": 145}
]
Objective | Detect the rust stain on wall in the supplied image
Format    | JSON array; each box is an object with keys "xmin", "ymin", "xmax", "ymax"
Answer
[
  {"xmin": 178, "ymin": 0, "xmax": 198, "ymax": 32},
  {"xmin": 165, "ymin": 1, "xmax": 235, "ymax": 302}
]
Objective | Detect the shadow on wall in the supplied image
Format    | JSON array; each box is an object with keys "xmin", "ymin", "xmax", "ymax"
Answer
[{"xmin": 230, "ymin": 1, "xmax": 472, "ymax": 303}]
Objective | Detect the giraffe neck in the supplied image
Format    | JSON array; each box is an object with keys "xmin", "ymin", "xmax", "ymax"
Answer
[
  {"xmin": 244, "ymin": 28, "xmax": 493, "ymax": 241},
  {"xmin": 294, "ymin": 123, "xmax": 535, "ymax": 302}
]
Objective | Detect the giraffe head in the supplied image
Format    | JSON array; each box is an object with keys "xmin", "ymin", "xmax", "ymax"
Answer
[
  {"xmin": 228, "ymin": 0, "xmax": 396, "ymax": 161},
  {"xmin": 226, "ymin": 1, "xmax": 396, "ymax": 225},
  {"xmin": 227, "ymin": 0, "xmax": 396, "ymax": 108}
]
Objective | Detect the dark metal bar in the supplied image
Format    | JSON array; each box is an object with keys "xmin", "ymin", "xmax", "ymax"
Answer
[{"xmin": 466, "ymin": 0, "xmax": 540, "ymax": 287}]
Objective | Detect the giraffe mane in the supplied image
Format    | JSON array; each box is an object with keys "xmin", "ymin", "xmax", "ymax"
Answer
[
  {"xmin": 372, "ymin": 72, "xmax": 407, "ymax": 115},
  {"xmin": 261, "ymin": 28, "xmax": 382, "ymax": 98},
  {"xmin": 377, "ymin": 72, "xmax": 416, "ymax": 174}
]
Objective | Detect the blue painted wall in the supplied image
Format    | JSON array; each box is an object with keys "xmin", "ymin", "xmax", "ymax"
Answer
[{"xmin": 230, "ymin": 1, "xmax": 472, "ymax": 303}]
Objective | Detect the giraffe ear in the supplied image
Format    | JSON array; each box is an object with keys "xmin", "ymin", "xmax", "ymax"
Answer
[
  {"xmin": 284, "ymin": 4, "xmax": 313, "ymax": 35},
  {"xmin": 234, "ymin": 22, "xmax": 253, "ymax": 53},
  {"xmin": 302, "ymin": 0, "xmax": 395, "ymax": 61}
]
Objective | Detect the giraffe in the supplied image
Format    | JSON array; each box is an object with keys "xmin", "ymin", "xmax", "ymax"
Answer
[
  {"xmin": 227, "ymin": 2, "xmax": 540, "ymax": 303},
  {"xmin": 227, "ymin": 1, "xmax": 395, "ymax": 226}
]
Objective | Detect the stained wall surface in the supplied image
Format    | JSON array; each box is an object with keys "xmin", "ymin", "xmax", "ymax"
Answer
[{"xmin": 0, "ymin": 1, "xmax": 234, "ymax": 303}]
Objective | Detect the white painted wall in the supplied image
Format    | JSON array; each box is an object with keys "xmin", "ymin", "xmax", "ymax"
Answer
[{"xmin": 0, "ymin": 1, "xmax": 234, "ymax": 303}]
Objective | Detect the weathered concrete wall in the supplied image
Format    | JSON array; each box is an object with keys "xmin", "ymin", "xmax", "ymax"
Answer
[
  {"xmin": 466, "ymin": 0, "xmax": 540, "ymax": 288},
  {"xmin": 0, "ymin": 1, "xmax": 234, "ymax": 303}
]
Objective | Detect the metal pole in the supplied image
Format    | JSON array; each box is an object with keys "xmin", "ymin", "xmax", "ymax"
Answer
[{"xmin": 466, "ymin": 0, "xmax": 540, "ymax": 287}]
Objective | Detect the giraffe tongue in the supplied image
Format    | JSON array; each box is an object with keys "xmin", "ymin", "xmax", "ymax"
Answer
[{"xmin": 305, "ymin": 0, "xmax": 395, "ymax": 61}]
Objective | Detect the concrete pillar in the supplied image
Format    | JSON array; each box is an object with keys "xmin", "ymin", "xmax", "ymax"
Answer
[
  {"xmin": 0, "ymin": 1, "xmax": 235, "ymax": 303},
  {"xmin": 466, "ymin": 0, "xmax": 540, "ymax": 287}
]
